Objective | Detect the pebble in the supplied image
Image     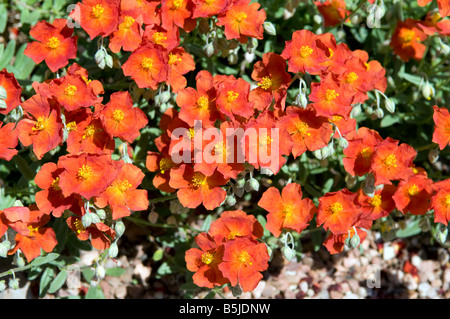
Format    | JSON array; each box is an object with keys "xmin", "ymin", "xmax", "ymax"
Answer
[
  {"xmin": 299, "ymin": 280, "xmax": 308, "ymax": 293},
  {"xmin": 418, "ymin": 282, "xmax": 431, "ymax": 298}
]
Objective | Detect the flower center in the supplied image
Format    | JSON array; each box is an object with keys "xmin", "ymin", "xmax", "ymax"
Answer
[
  {"xmin": 77, "ymin": 164, "xmax": 93, "ymax": 180},
  {"xmin": 28, "ymin": 225, "xmax": 39, "ymax": 236},
  {"xmin": 168, "ymin": 52, "xmax": 182, "ymax": 65},
  {"xmin": 141, "ymin": 57, "xmax": 154, "ymax": 71},
  {"xmin": 369, "ymin": 194, "xmax": 382, "ymax": 207},
  {"xmin": 172, "ymin": 0, "xmax": 184, "ymax": 9},
  {"xmin": 192, "ymin": 172, "xmax": 207, "ymax": 188},
  {"xmin": 74, "ymin": 218, "xmax": 86, "ymax": 234},
  {"xmin": 238, "ymin": 250, "xmax": 252, "ymax": 265},
  {"xmin": 91, "ymin": 4, "xmax": 104, "ymax": 19},
  {"xmin": 188, "ymin": 128, "xmax": 196, "ymax": 139},
  {"xmin": 235, "ymin": 11, "xmax": 247, "ymax": 23},
  {"xmin": 119, "ymin": 16, "xmax": 135, "ymax": 29},
  {"xmin": 325, "ymin": 89, "xmax": 339, "ymax": 101},
  {"xmin": 282, "ymin": 203, "xmax": 294, "ymax": 218},
  {"xmin": 226, "ymin": 91, "xmax": 239, "ymax": 103},
  {"xmin": 201, "ymin": 252, "xmax": 214, "ymax": 265},
  {"xmin": 258, "ymin": 76, "xmax": 272, "ymax": 90},
  {"xmin": 295, "ymin": 120, "xmax": 310, "ymax": 137},
  {"xmin": 152, "ymin": 32, "xmax": 167, "ymax": 45},
  {"xmin": 329, "ymin": 202, "xmax": 343, "ymax": 214},
  {"xmin": 64, "ymin": 84, "xmax": 77, "ymax": 97},
  {"xmin": 118, "ymin": 179, "xmax": 132, "ymax": 192},
  {"xmin": 32, "ymin": 116, "xmax": 47, "ymax": 132},
  {"xmin": 46, "ymin": 37, "xmax": 60, "ymax": 50},
  {"xmin": 113, "ymin": 109, "xmax": 124, "ymax": 121},
  {"xmin": 383, "ymin": 154, "xmax": 397, "ymax": 168},
  {"xmin": 82, "ymin": 124, "xmax": 97, "ymax": 139},
  {"xmin": 407, "ymin": 184, "xmax": 420, "ymax": 196},
  {"xmin": 66, "ymin": 121, "xmax": 78, "ymax": 132},
  {"xmin": 299, "ymin": 45, "xmax": 313, "ymax": 58},
  {"xmin": 442, "ymin": 194, "xmax": 450, "ymax": 208},
  {"xmin": 259, "ymin": 133, "xmax": 273, "ymax": 146},
  {"xmin": 196, "ymin": 96, "xmax": 209, "ymax": 110},
  {"xmin": 360, "ymin": 147, "xmax": 373, "ymax": 158},
  {"xmin": 51, "ymin": 177, "xmax": 60, "ymax": 191},
  {"xmin": 399, "ymin": 29, "xmax": 417, "ymax": 45},
  {"xmin": 346, "ymin": 72, "xmax": 359, "ymax": 84}
]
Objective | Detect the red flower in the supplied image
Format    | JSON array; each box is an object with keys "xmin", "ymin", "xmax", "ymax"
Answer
[
  {"xmin": 166, "ymin": 47, "xmax": 196, "ymax": 93},
  {"xmin": 258, "ymin": 183, "xmax": 317, "ymax": 238},
  {"xmin": 0, "ymin": 69, "xmax": 22, "ymax": 115},
  {"xmin": 52, "ymin": 74, "xmax": 98, "ymax": 112},
  {"xmin": 218, "ymin": 236, "xmax": 269, "ymax": 292},
  {"xmin": 0, "ymin": 122, "xmax": 18, "ymax": 161},
  {"xmin": 24, "ymin": 18, "xmax": 78, "ymax": 72},
  {"xmin": 314, "ymin": 0, "xmax": 350, "ymax": 27},
  {"xmin": 390, "ymin": 19, "xmax": 428, "ymax": 62},
  {"xmin": 108, "ymin": 12, "xmax": 143, "ymax": 53},
  {"xmin": 431, "ymin": 179, "xmax": 450, "ymax": 225},
  {"xmin": 169, "ymin": 164, "xmax": 228, "ymax": 210},
  {"xmin": 57, "ymin": 153, "xmax": 118, "ymax": 200},
  {"xmin": 357, "ymin": 184, "xmax": 397, "ymax": 221},
  {"xmin": 185, "ymin": 232, "xmax": 228, "ymax": 288},
  {"xmin": 192, "ymin": 0, "xmax": 230, "ymax": 18},
  {"xmin": 70, "ymin": 0, "xmax": 120, "ymax": 39},
  {"xmin": 95, "ymin": 162, "xmax": 149, "ymax": 220},
  {"xmin": 120, "ymin": 0, "xmax": 161, "ymax": 25},
  {"xmin": 66, "ymin": 214, "xmax": 115, "ymax": 250},
  {"xmin": 208, "ymin": 210, "xmax": 264, "ymax": 243},
  {"xmin": 17, "ymin": 94, "xmax": 63, "ymax": 160},
  {"xmin": 281, "ymin": 29, "xmax": 328, "ymax": 75},
  {"xmin": 215, "ymin": 75, "xmax": 254, "ymax": 122},
  {"xmin": 160, "ymin": 0, "xmax": 195, "ymax": 31},
  {"xmin": 142, "ymin": 24, "xmax": 180, "ymax": 51},
  {"xmin": 277, "ymin": 106, "xmax": 333, "ymax": 158},
  {"xmin": 98, "ymin": 91, "xmax": 148, "ymax": 143},
  {"xmin": 432, "ymin": 105, "xmax": 450, "ymax": 150},
  {"xmin": 7, "ymin": 207, "xmax": 58, "ymax": 262},
  {"xmin": 393, "ymin": 175, "xmax": 434, "ymax": 215},
  {"xmin": 216, "ymin": 0, "xmax": 266, "ymax": 43},
  {"xmin": 146, "ymin": 151, "xmax": 178, "ymax": 193},
  {"xmin": 122, "ymin": 44, "xmax": 169, "ymax": 89},
  {"xmin": 329, "ymin": 115, "xmax": 356, "ymax": 138},
  {"xmin": 317, "ymin": 189, "xmax": 362, "ymax": 235},
  {"xmin": 370, "ymin": 137, "xmax": 417, "ymax": 186}
]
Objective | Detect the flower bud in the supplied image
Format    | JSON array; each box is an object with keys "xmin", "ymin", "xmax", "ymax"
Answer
[
  {"xmin": 384, "ymin": 98, "xmax": 396, "ymax": 113},
  {"xmin": 114, "ymin": 221, "xmax": 126, "ymax": 238},
  {"xmin": 96, "ymin": 264, "xmax": 106, "ymax": 280},
  {"xmin": 105, "ymin": 54, "xmax": 113, "ymax": 69},
  {"xmin": 245, "ymin": 178, "xmax": 259, "ymax": 192},
  {"xmin": 0, "ymin": 280, "xmax": 6, "ymax": 293},
  {"xmin": 350, "ymin": 104, "xmax": 362, "ymax": 118},
  {"xmin": 0, "ymin": 240, "xmax": 11, "ymax": 258},
  {"xmin": 203, "ymin": 42, "xmax": 215, "ymax": 57},
  {"xmin": 313, "ymin": 14, "xmax": 323, "ymax": 25},
  {"xmin": 338, "ymin": 138, "xmax": 349, "ymax": 149},
  {"xmin": 8, "ymin": 278, "xmax": 19, "ymax": 290},
  {"xmin": 263, "ymin": 21, "xmax": 276, "ymax": 36},
  {"xmin": 234, "ymin": 186, "xmax": 245, "ymax": 198},
  {"xmin": 235, "ymin": 178, "xmax": 246, "ymax": 189},
  {"xmin": 438, "ymin": 38, "xmax": 450, "ymax": 55},
  {"xmin": 159, "ymin": 90, "xmax": 171, "ymax": 104},
  {"xmin": 94, "ymin": 48, "xmax": 106, "ymax": 65},
  {"xmin": 345, "ymin": 174, "xmax": 357, "ymax": 189},
  {"xmin": 348, "ymin": 233, "xmax": 361, "ymax": 249},
  {"xmin": 95, "ymin": 209, "xmax": 106, "ymax": 220},
  {"xmin": 226, "ymin": 194, "xmax": 237, "ymax": 206},
  {"xmin": 295, "ymin": 92, "xmax": 308, "ymax": 108},
  {"xmin": 230, "ymin": 284, "xmax": 243, "ymax": 298},
  {"xmin": 428, "ymin": 148, "xmax": 439, "ymax": 164},
  {"xmin": 365, "ymin": 106, "xmax": 374, "ymax": 116},
  {"xmin": 228, "ymin": 52, "xmax": 238, "ymax": 65},
  {"xmin": 436, "ymin": 225, "xmax": 448, "ymax": 244},
  {"xmin": 313, "ymin": 149, "xmax": 323, "ymax": 160},
  {"xmin": 421, "ymin": 81, "xmax": 435, "ymax": 100},
  {"xmin": 13, "ymin": 252, "xmax": 25, "ymax": 267},
  {"xmin": 374, "ymin": 108, "xmax": 384, "ymax": 119},
  {"xmin": 97, "ymin": 58, "xmax": 106, "ymax": 70},
  {"xmin": 281, "ymin": 246, "xmax": 296, "ymax": 261},
  {"xmin": 0, "ymin": 85, "xmax": 7, "ymax": 100},
  {"xmin": 82, "ymin": 212, "xmax": 99, "ymax": 228}
]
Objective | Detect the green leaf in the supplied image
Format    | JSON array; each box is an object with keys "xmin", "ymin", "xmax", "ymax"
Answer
[
  {"xmin": 13, "ymin": 154, "xmax": 36, "ymax": 180},
  {"xmin": 85, "ymin": 285, "xmax": 105, "ymax": 299},
  {"xmin": 380, "ymin": 114, "xmax": 401, "ymax": 128},
  {"xmin": 0, "ymin": 5, "xmax": 7, "ymax": 34},
  {"xmin": 257, "ymin": 214, "xmax": 271, "ymax": 238},
  {"xmin": 82, "ymin": 268, "xmax": 95, "ymax": 282},
  {"xmin": 152, "ymin": 248, "xmax": 163, "ymax": 262},
  {"xmin": 48, "ymin": 270, "xmax": 68, "ymax": 294},
  {"xmin": 398, "ymin": 72, "xmax": 422, "ymax": 86},
  {"xmin": 0, "ymin": 40, "xmax": 16, "ymax": 70},
  {"xmin": 30, "ymin": 253, "xmax": 60, "ymax": 267},
  {"xmin": 39, "ymin": 267, "xmax": 55, "ymax": 297},
  {"xmin": 105, "ymin": 267, "xmax": 125, "ymax": 277},
  {"xmin": 8, "ymin": 44, "xmax": 36, "ymax": 80},
  {"xmin": 156, "ymin": 261, "xmax": 172, "ymax": 278},
  {"xmin": 201, "ymin": 214, "xmax": 213, "ymax": 232},
  {"xmin": 396, "ymin": 219, "xmax": 421, "ymax": 238}
]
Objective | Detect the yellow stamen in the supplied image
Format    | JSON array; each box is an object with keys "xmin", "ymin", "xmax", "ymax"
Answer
[
  {"xmin": 196, "ymin": 96, "xmax": 209, "ymax": 110},
  {"xmin": 259, "ymin": 133, "xmax": 273, "ymax": 146},
  {"xmin": 168, "ymin": 52, "xmax": 182, "ymax": 65},
  {"xmin": 235, "ymin": 12, "xmax": 247, "ymax": 23},
  {"xmin": 369, "ymin": 194, "xmax": 382, "ymax": 207},
  {"xmin": 399, "ymin": 29, "xmax": 417, "ymax": 46},
  {"xmin": 360, "ymin": 147, "xmax": 372, "ymax": 158},
  {"xmin": 32, "ymin": 116, "xmax": 47, "ymax": 132},
  {"xmin": 201, "ymin": 252, "xmax": 214, "ymax": 265},
  {"xmin": 159, "ymin": 158, "xmax": 172, "ymax": 174},
  {"xmin": 226, "ymin": 91, "xmax": 239, "ymax": 103},
  {"xmin": 188, "ymin": 128, "xmax": 195, "ymax": 139},
  {"xmin": 66, "ymin": 121, "xmax": 78, "ymax": 132},
  {"xmin": 91, "ymin": 4, "xmax": 104, "ymax": 19},
  {"xmin": 227, "ymin": 231, "xmax": 239, "ymax": 240},
  {"xmin": 346, "ymin": 72, "xmax": 359, "ymax": 84},
  {"xmin": 51, "ymin": 177, "xmax": 60, "ymax": 191},
  {"xmin": 119, "ymin": 16, "xmax": 135, "ymax": 30},
  {"xmin": 329, "ymin": 202, "xmax": 343, "ymax": 214},
  {"xmin": 325, "ymin": 89, "xmax": 339, "ymax": 101},
  {"xmin": 28, "ymin": 225, "xmax": 39, "ymax": 236},
  {"xmin": 238, "ymin": 250, "xmax": 252, "ymax": 266},
  {"xmin": 383, "ymin": 154, "xmax": 397, "ymax": 168},
  {"xmin": 295, "ymin": 120, "xmax": 310, "ymax": 137},
  {"xmin": 192, "ymin": 172, "xmax": 207, "ymax": 188},
  {"xmin": 118, "ymin": 179, "xmax": 132, "ymax": 192},
  {"xmin": 152, "ymin": 32, "xmax": 167, "ymax": 45},
  {"xmin": 407, "ymin": 184, "xmax": 420, "ymax": 196},
  {"xmin": 141, "ymin": 57, "xmax": 154, "ymax": 71},
  {"xmin": 74, "ymin": 218, "xmax": 86, "ymax": 234},
  {"xmin": 113, "ymin": 109, "xmax": 124, "ymax": 121},
  {"xmin": 46, "ymin": 37, "xmax": 60, "ymax": 50},
  {"xmin": 441, "ymin": 194, "xmax": 450, "ymax": 208},
  {"xmin": 282, "ymin": 203, "xmax": 294, "ymax": 218},
  {"xmin": 77, "ymin": 164, "xmax": 93, "ymax": 180},
  {"xmin": 82, "ymin": 124, "xmax": 97, "ymax": 139},
  {"xmin": 258, "ymin": 76, "xmax": 272, "ymax": 90},
  {"xmin": 299, "ymin": 45, "xmax": 313, "ymax": 58},
  {"xmin": 328, "ymin": 48, "xmax": 334, "ymax": 58},
  {"xmin": 172, "ymin": 0, "xmax": 184, "ymax": 9},
  {"xmin": 64, "ymin": 84, "xmax": 77, "ymax": 97}
]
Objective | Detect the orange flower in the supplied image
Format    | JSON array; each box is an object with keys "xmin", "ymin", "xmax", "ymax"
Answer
[
  {"xmin": 17, "ymin": 94, "xmax": 63, "ymax": 160},
  {"xmin": 258, "ymin": 183, "xmax": 317, "ymax": 238},
  {"xmin": 95, "ymin": 162, "xmax": 149, "ymax": 220},
  {"xmin": 146, "ymin": 151, "xmax": 178, "ymax": 193},
  {"xmin": 52, "ymin": 74, "xmax": 98, "ymax": 112},
  {"xmin": 169, "ymin": 164, "xmax": 228, "ymax": 210},
  {"xmin": 216, "ymin": 0, "xmax": 266, "ymax": 43},
  {"xmin": 314, "ymin": 0, "xmax": 350, "ymax": 27},
  {"xmin": 7, "ymin": 207, "xmax": 57, "ymax": 262},
  {"xmin": 356, "ymin": 184, "xmax": 397, "ymax": 221},
  {"xmin": 109, "ymin": 12, "xmax": 143, "ymax": 53},
  {"xmin": 122, "ymin": 44, "xmax": 169, "ymax": 89},
  {"xmin": 24, "ymin": 18, "xmax": 78, "ymax": 72},
  {"xmin": 343, "ymin": 127, "xmax": 384, "ymax": 177},
  {"xmin": 57, "ymin": 153, "xmax": 118, "ymax": 200},
  {"xmin": 98, "ymin": 91, "xmax": 148, "ymax": 143},
  {"xmin": 65, "ymin": 108, "xmax": 115, "ymax": 155},
  {"xmin": 120, "ymin": 0, "xmax": 161, "ymax": 25},
  {"xmin": 393, "ymin": 175, "xmax": 434, "ymax": 215},
  {"xmin": 176, "ymin": 70, "xmax": 221, "ymax": 128},
  {"xmin": 208, "ymin": 210, "xmax": 264, "ymax": 243},
  {"xmin": 0, "ymin": 69, "xmax": 22, "ymax": 115},
  {"xmin": 218, "ymin": 236, "xmax": 269, "ymax": 292},
  {"xmin": 417, "ymin": 0, "xmax": 450, "ymax": 17},
  {"xmin": 166, "ymin": 47, "xmax": 196, "ymax": 93},
  {"xmin": 215, "ymin": 75, "xmax": 254, "ymax": 122},
  {"xmin": 0, "ymin": 122, "xmax": 18, "ymax": 161},
  {"xmin": 34, "ymin": 162, "xmax": 83, "ymax": 217},
  {"xmin": 67, "ymin": 63, "xmax": 104, "ymax": 97},
  {"xmin": 185, "ymin": 232, "xmax": 228, "ymax": 288},
  {"xmin": 370, "ymin": 137, "xmax": 417, "ymax": 186},
  {"xmin": 317, "ymin": 189, "xmax": 362, "ymax": 235},
  {"xmin": 335, "ymin": 56, "xmax": 371, "ymax": 104},
  {"xmin": 323, "ymin": 227, "xmax": 367, "ymax": 255},
  {"xmin": 192, "ymin": 0, "xmax": 230, "ymax": 18},
  {"xmin": 329, "ymin": 115, "xmax": 356, "ymax": 138},
  {"xmin": 281, "ymin": 29, "xmax": 328, "ymax": 75},
  {"xmin": 390, "ymin": 19, "xmax": 428, "ymax": 62},
  {"xmin": 160, "ymin": 0, "xmax": 195, "ymax": 31},
  {"xmin": 309, "ymin": 73, "xmax": 354, "ymax": 119},
  {"xmin": 350, "ymin": 50, "xmax": 387, "ymax": 93},
  {"xmin": 142, "ymin": 24, "xmax": 180, "ymax": 51},
  {"xmin": 432, "ymin": 105, "xmax": 450, "ymax": 150},
  {"xmin": 66, "ymin": 214, "xmax": 115, "ymax": 250},
  {"xmin": 277, "ymin": 106, "xmax": 333, "ymax": 158},
  {"xmin": 431, "ymin": 179, "xmax": 450, "ymax": 225},
  {"xmin": 250, "ymin": 52, "xmax": 291, "ymax": 112},
  {"xmin": 70, "ymin": 0, "xmax": 120, "ymax": 39}
]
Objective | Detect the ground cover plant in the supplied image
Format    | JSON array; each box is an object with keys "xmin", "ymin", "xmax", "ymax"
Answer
[{"xmin": 0, "ymin": 0, "xmax": 449, "ymax": 299}]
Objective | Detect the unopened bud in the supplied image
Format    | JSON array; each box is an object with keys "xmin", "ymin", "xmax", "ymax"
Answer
[
  {"xmin": 13, "ymin": 252, "xmax": 25, "ymax": 267},
  {"xmin": 384, "ymin": 98, "xmax": 396, "ymax": 113},
  {"xmin": 230, "ymin": 284, "xmax": 243, "ymax": 298},
  {"xmin": 321, "ymin": 143, "xmax": 334, "ymax": 159},
  {"xmin": 235, "ymin": 178, "xmax": 246, "ymax": 189},
  {"xmin": 159, "ymin": 90, "xmax": 171, "ymax": 104},
  {"xmin": 228, "ymin": 52, "xmax": 238, "ymax": 65},
  {"xmin": 348, "ymin": 233, "xmax": 360, "ymax": 249},
  {"xmin": 428, "ymin": 148, "xmax": 439, "ymax": 164},
  {"xmin": 8, "ymin": 278, "xmax": 19, "ymax": 290},
  {"xmin": 0, "ymin": 280, "xmax": 6, "ymax": 293},
  {"xmin": 281, "ymin": 246, "xmax": 296, "ymax": 261},
  {"xmin": 365, "ymin": 106, "xmax": 374, "ymax": 116},
  {"xmin": 350, "ymin": 13, "xmax": 361, "ymax": 25},
  {"xmin": 421, "ymin": 81, "xmax": 435, "ymax": 100},
  {"xmin": 96, "ymin": 265, "xmax": 106, "ymax": 280},
  {"xmin": 0, "ymin": 241, "xmax": 11, "ymax": 258},
  {"xmin": 245, "ymin": 178, "xmax": 260, "ymax": 192},
  {"xmin": 263, "ymin": 21, "xmax": 276, "ymax": 36},
  {"xmin": 313, "ymin": 149, "xmax": 323, "ymax": 160},
  {"xmin": 345, "ymin": 174, "xmax": 357, "ymax": 189},
  {"xmin": 82, "ymin": 212, "xmax": 100, "ymax": 228},
  {"xmin": 105, "ymin": 54, "xmax": 113, "ymax": 69},
  {"xmin": 374, "ymin": 108, "xmax": 384, "ymax": 119},
  {"xmin": 114, "ymin": 221, "xmax": 125, "ymax": 238},
  {"xmin": 338, "ymin": 138, "xmax": 349, "ymax": 149},
  {"xmin": 350, "ymin": 104, "xmax": 362, "ymax": 118},
  {"xmin": 295, "ymin": 92, "xmax": 308, "ymax": 108},
  {"xmin": 436, "ymin": 225, "xmax": 448, "ymax": 244},
  {"xmin": 313, "ymin": 14, "xmax": 323, "ymax": 25},
  {"xmin": 97, "ymin": 58, "xmax": 106, "ymax": 70},
  {"xmin": 203, "ymin": 42, "xmax": 215, "ymax": 57},
  {"xmin": 0, "ymin": 86, "xmax": 7, "ymax": 100},
  {"xmin": 94, "ymin": 48, "xmax": 106, "ymax": 65},
  {"xmin": 95, "ymin": 209, "xmax": 106, "ymax": 220},
  {"xmin": 234, "ymin": 186, "xmax": 245, "ymax": 198},
  {"xmin": 226, "ymin": 194, "xmax": 237, "ymax": 206},
  {"xmin": 362, "ymin": 174, "xmax": 376, "ymax": 197},
  {"xmin": 438, "ymin": 38, "xmax": 450, "ymax": 55}
]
